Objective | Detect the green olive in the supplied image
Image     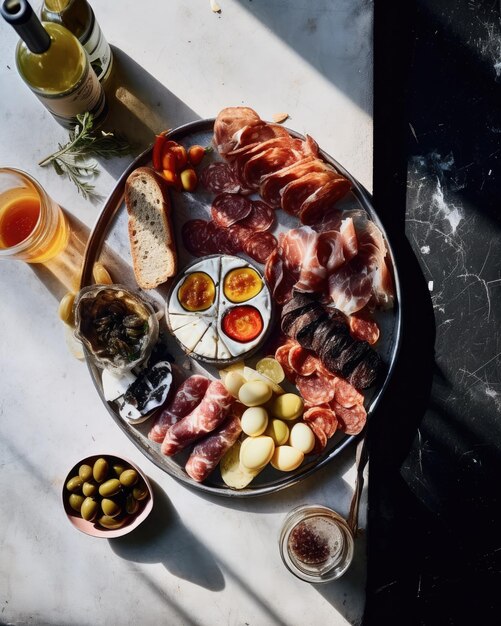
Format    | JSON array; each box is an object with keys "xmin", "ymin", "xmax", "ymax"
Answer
[
  {"xmin": 125, "ymin": 493, "xmax": 139, "ymax": 515},
  {"xmin": 66, "ymin": 476, "xmax": 83, "ymax": 493},
  {"xmin": 132, "ymin": 482, "xmax": 149, "ymax": 501},
  {"xmin": 93, "ymin": 458, "xmax": 109, "ymax": 483},
  {"xmin": 78, "ymin": 464, "xmax": 93, "ymax": 482},
  {"xmin": 98, "ymin": 478, "xmax": 121, "ymax": 497},
  {"xmin": 112, "ymin": 463, "xmax": 127, "ymax": 478},
  {"xmin": 98, "ymin": 515, "xmax": 126, "ymax": 530},
  {"xmin": 68, "ymin": 493, "xmax": 85, "ymax": 512},
  {"xmin": 82, "ymin": 481, "xmax": 98, "ymax": 497},
  {"xmin": 119, "ymin": 469, "xmax": 138, "ymax": 487},
  {"xmin": 101, "ymin": 498, "xmax": 122, "ymax": 518},
  {"xmin": 81, "ymin": 497, "xmax": 99, "ymax": 521}
]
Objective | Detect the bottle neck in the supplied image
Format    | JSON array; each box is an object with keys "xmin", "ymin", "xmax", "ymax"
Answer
[{"xmin": 1, "ymin": 0, "xmax": 51, "ymax": 53}]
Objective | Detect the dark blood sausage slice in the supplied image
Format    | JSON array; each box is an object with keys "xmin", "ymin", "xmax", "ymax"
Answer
[
  {"xmin": 185, "ymin": 413, "xmax": 242, "ymax": 482},
  {"xmin": 181, "ymin": 219, "xmax": 210, "ymax": 256},
  {"xmin": 295, "ymin": 311, "xmax": 329, "ymax": 350},
  {"xmin": 318, "ymin": 331, "xmax": 353, "ymax": 369},
  {"xmin": 347, "ymin": 351, "xmax": 382, "ymax": 389},
  {"xmin": 211, "ymin": 193, "xmax": 253, "ymax": 228},
  {"xmin": 200, "ymin": 162, "xmax": 241, "ymax": 194},
  {"xmin": 299, "ymin": 176, "xmax": 352, "ymax": 226},
  {"xmin": 238, "ymin": 201, "xmax": 275, "ymax": 232},
  {"xmin": 148, "ymin": 375, "xmax": 210, "ymax": 443},
  {"xmin": 296, "ymin": 373, "xmax": 336, "ymax": 405},
  {"xmin": 281, "ymin": 170, "xmax": 338, "ymax": 216},
  {"xmin": 332, "ymin": 401, "xmax": 367, "ymax": 435},
  {"xmin": 281, "ymin": 292, "xmax": 321, "ymax": 318},
  {"xmin": 161, "ymin": 381, "xmax": 234, "ymax": 456},
  {"xmin": 243, "ymin": 231, "xmax": 278, "ymax": 264}
]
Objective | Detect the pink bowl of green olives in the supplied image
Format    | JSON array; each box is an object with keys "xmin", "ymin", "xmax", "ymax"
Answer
[{"xmin": 62, "ymin": 454, "xmax": 154, "ymax": 538}]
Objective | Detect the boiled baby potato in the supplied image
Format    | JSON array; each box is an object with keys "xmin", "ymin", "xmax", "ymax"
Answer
[
  {"xmin": 223, "ymin": 370, "xmax": 246, "ymax": 398},
  {"xmin": 220, "ymin": 440, "xmax": 260, "ymax": 489},
  {"xmin": 271, "ymin": 446, "xmax": 304, "ymax": 472},
  {"xmin": 240, "ymin": 436, "xmax": 275, "ymax": 471},
  {"xmin": 265, "ymin": 419, "xmax": 289, "ymax": 446},
  {"xmin": 238, "ymin": 380, "xmax": 272, "ymax": 407},
  {"xmin": 289, "ymin": 422, "xmax": 315, "ymax": 454},
  {"xmin": 271, "ymin": 393, "xmax": 304, "ymax": 420},
  {"xmin": 241, "ymin": 407, "xmax": 268, "ymax": 437},
  {"xmin": 219, "ymin": 361, "xmax": 245, "ymax": 383}
]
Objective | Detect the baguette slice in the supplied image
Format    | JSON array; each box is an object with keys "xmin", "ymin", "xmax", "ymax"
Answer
[{"xmin": 125, "ymin": 167, "xmax": 177, "ymax": 289}]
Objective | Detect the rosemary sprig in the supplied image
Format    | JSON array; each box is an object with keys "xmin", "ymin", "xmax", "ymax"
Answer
[{"xmin": 39, "ymin": 112, "xmax": 132, "ymax": 200}]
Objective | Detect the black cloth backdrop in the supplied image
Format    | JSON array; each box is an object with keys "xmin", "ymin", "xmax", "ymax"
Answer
[{"xmin": 365, "ymin": 1, "xmax": 501, "ymax": 624}]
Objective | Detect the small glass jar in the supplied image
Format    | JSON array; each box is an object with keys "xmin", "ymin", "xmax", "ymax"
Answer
[
  {"xmin": 0, "ymin": 168, "xmax": 69, "ymax": 263},
  {"xmin": 279, "ymin": 505, "xmax": 354, "ymax": 583}
]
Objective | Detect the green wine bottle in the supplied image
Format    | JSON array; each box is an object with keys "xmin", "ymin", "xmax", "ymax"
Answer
[
  {"xmin": 41, "ymin": 0, "xmax": 113, "ymax": 83},
  {"xmin": 1, "ymin": 0, "xmax": 106, "ymax": 128}
]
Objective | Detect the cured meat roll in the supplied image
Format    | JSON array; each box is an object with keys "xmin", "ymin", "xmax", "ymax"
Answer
[
  {"xmin": 185, "ymin": 413, "xmax": 242, "ymax": 482},
  {"xmin": 148, "ymin": 375, "xmax": 210, "ymax": 443},
  {"xmin": 161, "ymin": 380, "xmax": 234, "ymax": 456}
]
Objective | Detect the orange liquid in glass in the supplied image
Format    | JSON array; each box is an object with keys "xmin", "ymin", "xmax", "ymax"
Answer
[{"xmin": 0, "ymin": 195, "xmax": 40, "ymax": 248}]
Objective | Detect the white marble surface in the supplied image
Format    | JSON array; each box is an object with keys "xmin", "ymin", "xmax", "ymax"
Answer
[{"xmin": 0, "ymin": 1, "xmax": 372, "ymax": 624}]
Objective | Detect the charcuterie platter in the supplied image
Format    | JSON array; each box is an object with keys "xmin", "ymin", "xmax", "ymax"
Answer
[{"xmin": 79, "ymin": 109, "xmax": 401, "ymax": 497}]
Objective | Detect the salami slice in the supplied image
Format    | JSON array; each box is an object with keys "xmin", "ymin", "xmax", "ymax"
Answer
[
  {"xmin": 200, "ymin": 162, "xmax": 241, "ymax": 194},
  {"xmin": 275, "ymin": 342, "xmax": 296, "ymax": 383},
  {"xmin": 303, "ymin": 406, "xmax": 338, "ymax": 439},
  {"xmin": 182, "ymin": 219, "xmax": 210, "ymax": 256},
  {"xmin": 288, "ymin": 344, "xmax": 319, "ymax": 376},
  {"xmin": 331, "ymin": 400, "xmax": 367, "ymax": 435},
  {"xmin": 238, "ymin": 201, "xmax": 275, "ymax": 232},
  {"xmin": 243, "ymin": 231, "xmax": 278, "ymax": 264},
  {"xmin": 349, "ymin": 312, "xmax": 380, "ymax": 345},
  {"xmin": 226, "ymin": 223, "xmax": 254, "ymax": 252},
  {"xmin": 333, "ymin": 377, "xmax": 364, "ymax": 408},
  {"xmin": 148, "ymin": 375, "xmax": 210, "ymax": 443},
  {"xmin": 295, "ymin": 373, "xmax": 336, "ymax": 405},
  {"xmin": 211, "ymin": 193, "xmax": 253, "ymax": 228}
]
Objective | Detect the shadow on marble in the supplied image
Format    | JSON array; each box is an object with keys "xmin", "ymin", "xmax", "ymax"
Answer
[
  {"xmin": 97, "ymin": 46, "xmax": 201, "ymax": 182},
  {"xmin": 109, "ymin": 478, "xmax": 225, "ymax": 592},
  {"xmin": 234, "ymin": 0, "xmax": 372, "ymax": 116}
]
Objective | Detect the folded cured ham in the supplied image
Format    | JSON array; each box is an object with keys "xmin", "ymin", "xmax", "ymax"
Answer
[
  {"xmin": 161, "ymin": 380, "xmax": 234, "ymax": 456},
  {"xmin": 148, "ymin": 375, "xmax": 210, "ymax": 443}
]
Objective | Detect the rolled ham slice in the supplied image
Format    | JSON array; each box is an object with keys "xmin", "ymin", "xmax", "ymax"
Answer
[
  {"xmin": 185, "ymin": 413, "xmax": 242, "ymax": 482},
  {"xmin": 148, "ymin": 375, "xmax": 210, "ymax": 443},
  {"xmin": 161, "ymin": 380, "xmax": 234, "ymax": 456}
]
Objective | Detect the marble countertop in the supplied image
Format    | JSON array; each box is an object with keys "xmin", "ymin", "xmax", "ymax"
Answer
[{"xmin": 0, "ymin": 2, "xmax": 373, "ymax": 624}]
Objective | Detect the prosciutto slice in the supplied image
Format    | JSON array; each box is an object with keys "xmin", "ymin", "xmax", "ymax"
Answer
[
  {"xmin": 185, "ymin": 413, "xmax": 242, "ymax": 482},
  {"xmin": 328, "ymin": 213, "xmax": 394, "ymax": 315},
  {"xmin": 148, "ymin": 375, "xmax": 210, "ymax": 443},
  {"xmin": 281, "ymin": 170, "xmax": 339, "ymax": 216},
  {"xmin": 227, "ymin": 123, "xmax": 290, "ymax": 161},
  {"xmin": 214, "ymin": 107, "xmax": 261, "ymax": 157},
  {"xmin": 161, "ymin": 381, "xmax": 233, "ymax": 456},
  {"xmin": 241, "ymin": 139, "xmax": 306, "ymax": 190},
  {"xmin": 280, "ymin": 227, "xmax": 327, "ymax": 292}
]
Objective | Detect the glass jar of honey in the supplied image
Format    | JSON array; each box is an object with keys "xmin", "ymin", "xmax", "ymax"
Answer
[{"xmin": 0, "ymin": 168, "xmax": 69, "ymax": 262}]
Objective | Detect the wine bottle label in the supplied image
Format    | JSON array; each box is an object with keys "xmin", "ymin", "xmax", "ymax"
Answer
[
  {"xmin": 82, "ymin": 15, "xmax": 112, "ymax": 83},
  {"xmin": 33, "ymin": 63, "xmax": 105, "ymax": 127}
]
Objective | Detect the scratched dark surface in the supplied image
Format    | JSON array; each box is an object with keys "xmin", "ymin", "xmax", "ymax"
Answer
[{"xmin": 365, "ymin": 1, "xmax": 501, "ymax": 624}]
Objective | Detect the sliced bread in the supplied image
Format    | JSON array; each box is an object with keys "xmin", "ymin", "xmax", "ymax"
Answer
[{"xmin": 125, "ymin": 167, "xmax": 177, "ymax": 289}]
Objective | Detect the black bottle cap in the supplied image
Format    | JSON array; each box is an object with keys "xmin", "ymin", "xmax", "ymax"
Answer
[{"xmin": 1, "ymin": 0, "xmax": 51, "ymax": 53}]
